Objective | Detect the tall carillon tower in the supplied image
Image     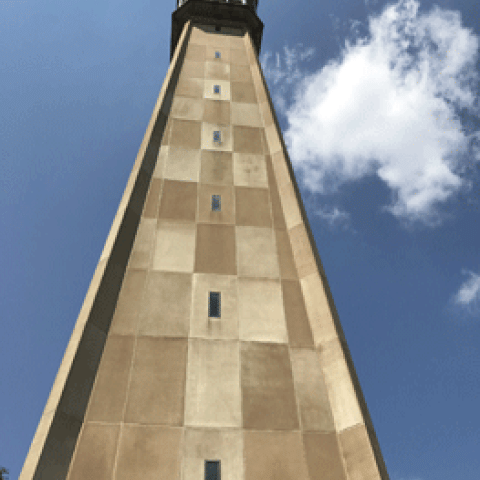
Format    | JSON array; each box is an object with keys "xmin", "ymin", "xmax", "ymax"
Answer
[{"xmin": 20, "ymin": 0, "xmax": 390, "ymax": 479}]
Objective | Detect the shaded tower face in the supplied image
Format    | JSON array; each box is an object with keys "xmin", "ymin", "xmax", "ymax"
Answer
[{"xmin": 20, "ymin": 2, "xmax": 389, "ymax": 480}]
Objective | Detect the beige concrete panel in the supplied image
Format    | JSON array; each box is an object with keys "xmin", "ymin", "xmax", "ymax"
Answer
[
  {"xmin": 235, "ymin": 186, "xmax": 272, "ymax": 228},
  {"xmin": 206, "ymin": 45, "xmax": 230, "ymax": 62},
  {"xmin": 300, "ymin": 273, "xmax": 338, "ymax": 345},
  {"xmin": 241, "ymin": 344, "xmax": 298, "ymax": 430},
  {"xmin": 278, "ymin": 181, "xmax": 303, "ymax": 230},
  {"xmin": 180, "ymin": 60, "xmax": 205, "ymax": 79},
  {"xmin": 203, "ymin": 100, "xmax": 231, "ymax": 125},
  {"xmin": 171, "ymin": 97, "xmax": 204, "ymax": 121},
  {"xmin": 233, "ymin": 126, "xmax": 265, "ymax": 154},
  {"xmin": 231, "ymin": 82, "xmax": 257, "ymax": 104},
  {"xmin": 229, "ymin": 34, "xmax": 246, "ymax": 50},
  {"xmin": 290, "ymin": 348, "xmax": 335, "ymax": 432},
  {"xmin": 109, "ymin": 269, "xmax": 147, "ymax": 335},
  {"xmin": 189, "ymin": 25, "xmax": 208, "ymax": 45},
  {"xmin": 161, "ymin": 118, "xmax": 173, "ymax": 146},
  {"xmin": 205, "ymin": 61, "xmax": 230, "ymax": 81},
  {"xmin": 231, "ymin": 102, "xmax": 262, "ymax": 127},
  {"xmin": 238, "ymin": 278, "xmax": 287, "ymax": 343},
  {"xmin": 201, "ymin": 122, "xmax": 233, "ymax": 152},
  {"xmin": 275, "ymin": 229, "xmax": 297, "ymax": 280},
  {"xmin": 175, "ymin": 77, "xmax": 205, "ymax": 99},
  {"xmin": 265, "ymin": 123, "xmax": 282, "ymax": 154},
  {"xmin": 185, "ymin": 43, "xmax": 206, "ymax": 61},
  {"xmin": 158, "ymin": 179, "xmax": 197, "ymax": 222},
  {"xmin": 200, "ymin": 150, "xmax": 234, "ymax": 185},
  {"xmin": 185, "ymin": 339, "xmax": 241, "ymax": 427},
  {"xmin": 198, "ymin": 184, "xmax": 235, "ymax": 225},
  {"xmin": 137, "ymin": 271, "xmax": 192, "ymax": 338},
  {"xmin": 317, "ymin": 338, "xmax": 364, "ymax": 432},
  {"xmin": 204, "ymin": 79, "xmax": 231, "ymax": 101},
  {"xmin": 265, "ymin": 154, "xmax": 287, "ymax": 230},
  {"xmin": 67, "ymin": 423, "xmax": 120, "ymax": 480},
  {"xmin": 244, "ymin": 431, "xmax": 310, "ymax": 480},
  {"xmin": 85, "ymin": 335, "xmax": 135, "ymax": 422},
  {"xmin": 281, "ymin": 280, "xmax": 314, "ymax": 348},
  {"xmin": 233, "ymin": 153, "xmax": 268, "ymax": 188},
  {"xmin": 230, "ymin": 48, "xmax": 249, "ymax": 65},
  {"xmin": 152, "ymin": 221, "xmax": 196, "ymax": 272},
  {"xmin": 182, "ymin": 428, "xmax": 243, "ymax": 480},
  {"xmin": 115, "ymin": 425, "xmax": 183, "ymax": 480},
  {"xmin": 289, "ymin": 223, "xmax": 317, "ymax": 279},
  {"xmin": 303, "ymin": 432, "xmax": 348, "ymax": 480},
  {"xmin": 170, "ymin": 119, "xmax": 202, "ymax": 149},
  {"xmin": 196, "ymin": 26, "xmax": 231, "ymax": 47},
  {"xmin": 164, "ymin": 147, "xmax": 201, "ymax": 182},
  {"xmin": 153, "ymin": 146, "xmax": 168, "ymax": 179},
  {"xmin": 143, "ymin": 178, "xmax": 163, "ymax": 218},
  {"xmin": 194, "ymin": 224, "xmax": 237, "ymax": 275},
  {"xmin": 129, "ymin": 218, "xmax": 156, "ymax": 269},
  {"xmin": 230, "ymin": 64, "xmax": 253, "ymax": 83},
  {"xmin": 259, "ymin": 101, "xmax": 274, "ymax": 127},
  {"xmin": 236, "ymin": 226, "xmax": 280, "ymax": 279},
  {"xmin": 190, "ymin": 273, "xmax": 239, "ymax": 340},
  {"xmin": 124, "ymin": 336, "xmax": 187, "ymax": 425},
  {"xmin": 338, "ymin": 424, "xmax": 381, "ymax": 480}
]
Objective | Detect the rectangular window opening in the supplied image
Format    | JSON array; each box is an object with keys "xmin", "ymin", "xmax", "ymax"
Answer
[
  {"xmin": 205, "ymin": 460, "xmax": 221, "ymax": 480},
  {"xmin": 213, "ymin": 84, "xmax": 221, "ymax": 94},
  {"xmin": 208, "ymin": 292, "xmax": 221, "ymax": 318},
  {"xmin": 213, "ymin": 130, "xmax": 221, "ymax": 143},
  {"xmin": 215, "ymin": 51, "xmax": 221, "ymax": 59},
  {"xmin": 211, "ymin": 194, "xmax": 221, "ymax": 211}
]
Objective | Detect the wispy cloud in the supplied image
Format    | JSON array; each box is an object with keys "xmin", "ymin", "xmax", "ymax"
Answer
[
  {"xmin": 314, "ymin": 205, "xmax": 351, "ymax": 230},
  {"xmin": 453, "ymin": 269, "xmax": 480, "ymax": 313},
  {"xmin": 262, "ymin": 0, "xmax": 480, "ymax": 227}
]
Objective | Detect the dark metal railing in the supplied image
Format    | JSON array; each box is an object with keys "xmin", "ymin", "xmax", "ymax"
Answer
[{"xmin": 176, "ymin": 0, "xmax": 258, "ymax": 13}]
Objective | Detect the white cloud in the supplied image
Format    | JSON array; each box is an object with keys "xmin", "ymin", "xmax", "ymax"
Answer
[
  {"xmin": 263, "ymin": 0, "xmax": 480, "ymax": 226},
  {"xmin": 453, "ymin": 270, "xmax": 480, "ymax": 309},
  {"xmin": 314, "ymin": 205, "xmax": 351, "ymax": 230}
]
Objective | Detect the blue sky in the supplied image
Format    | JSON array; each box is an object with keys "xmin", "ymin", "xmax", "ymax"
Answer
[{"xmin": 1, "ymin": 0, "xmax": 479, "ymax": 478}]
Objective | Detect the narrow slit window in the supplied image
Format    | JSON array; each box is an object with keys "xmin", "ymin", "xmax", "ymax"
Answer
[
  {"xmin": 215, "ymin": 25, "xmax": 221, "ymax": 32},
  {"xmin": 215, "ymin": 51, "xmax": 221, "ymax": 59},
  {"xmin": 205, "ymin": 460, "xmax": 221, "ymax": 480},
  {"xmin": 213, "ymin": 130, "xmax": 221, "ymax": 143},
  {"xmin": 209, "ymin": 292, "xmax": 221, "ymax": 318},
  {"xmin": 213, "ymin": 84, "xmax": 221, "ymax": 94},
  {"xmin": 211, "ymin": 194, "xmax": 221, "ymax": 211}
]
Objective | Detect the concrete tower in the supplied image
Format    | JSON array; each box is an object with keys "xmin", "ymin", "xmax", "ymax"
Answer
[{"xmin": 20, "ymin": 1, "xmax": 389, "ymax": 479}]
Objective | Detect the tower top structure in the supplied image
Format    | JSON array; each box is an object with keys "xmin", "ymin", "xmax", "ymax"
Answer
[{"xmin": 171, "ymin": 0, "xmax": 264, "ymax": 58}]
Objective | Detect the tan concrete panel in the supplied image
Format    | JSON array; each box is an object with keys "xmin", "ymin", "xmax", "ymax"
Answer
[
  {"xmin": 185, "ymin": 339, "xmax": 241, "ymax": 427},
  {"xmin": 143, "ymin": 178, "xmax": 163, "ymax": 218},
  {"xmin": 115, "ymin": 425, "xmax": 183, "ymax": 480},
  {"xmin": 300, "ymin": 273, "xmax": 338, "ymax": 345},
  {"xmin": 281, "ymin": 280, "xmax": 314, "ymax": 348},
  {"xmin": 170, "ymin": 119, "xmax": 202, "ymax": 149},
  {"xmin": 290, "ymin": 348, "xmax": 335, "ymax": 432},
  {"xmin": 206, "ymin": 45, "xmax": 230, "ymax": 62},
  {"xmin": 230, "ymin": 48, "xmax": 249, "ymax": 65},
  {"xmin": 175, "ymin": 77, "xmax": 205, "ymax": 99},
  {"xmin": 158, "ymin": 180, "xmax": 197, "ymax": 222},
  {"xmin": 236, "ymin": 226, "xmax": 280, "ymax": 279},
  {"xmin": 85, "ymin": 335, "xmax": 135, "ymax": 422},
  {"xmin": 153, "ymin": 146, "xmax": 168, "ymax": 179},
  {"xmin": 203, "ymin": 100, "xmax": 231, "ymax": 125},
  {"xmin": 244, "ymin": 431, "xmax": 310, "ymax": 480},
  {"xmin": 289, "ymin": 223, "xmax": 317, "ymax": 279},
  {"xmin": 265, "ymin": 154, "xmax": 286, "ymax": 229},
  {"xmin": 235, "ymin": 187, "xmax": 272, "ymax": 228},
  {"xmin": 275, "ymin": 229, "xmax": 297, "ymax": 280},
  {"xmin": 317, "ymin": 338, "xmax": 364, "ymax": 432},
  {"xmin": 124, "ymin": 336, "xmax": 187, "ymax": 425},
  {"xmin": 259, "ymin": 101, "xmax": 274, "ymax": 127},
  {"xmin": 129, "ymin": 218, "xmax": 156, "ymax": 269},
  {"xmin": 194, "ymin": 224, "xmax": 237, "ymax": 275},
  {"xmin": 201, "ymin": 122, "xmax": 233, "ymax": 152},
  {"xmin": 338, "ymin": 424, "xmax": 381, "ymax": 480},
  {"xmin": 190, "ymin": 273, "xmax": 239, "ymax": 340},
  {"xmin": 200, "ymin": 150, "xmax": 234, "ymax": 185},
  {"xmin": 182, "ymin": 428, "xmax": 243, "ymax": 480},
  {"xmin": 137, "ymin": 271, "xmax": 192, "ymax": 337},
  {"xmin": 152, "ymin": 221, "xmax": 196, "ymax": 272},
  {"xmin": 67, "ymin": 423, "xmax": 120, "ymax": 480},
  {"xmin": 204, "ymin": 79, "xmax": 231, "ymax": 101},
  {"xmin": 171, "ymin": 97, "xmax": 204, "ymax": 121},
  {"xmin": 198, "ymin": 184, "xmax": 235, "ymax": 225},
  {"xmin": 205, "ymin": 61, "xmax": 230, "ymax": 81},
  {"xmin": 233, "ymin": 126, "xmax": 264, "ymax": 154},
  {"xmin": 229, "ymin": 34, "xmax": 246, "ymax": 50},
  {"xmin": 231, "ymin": 82, "xmax": 257, "ymax": 104},
  {"xmin": 189, "ymin": 26, "xmax": 208, "ymax": 45},
  {"xmin": 303, "ymin": 432, "xmax": 348, "ymax": 480},
  {"xmin": 180, "ymin": 60, "xmax": 205, "ymax": 79},
  {"xmin": 233, "ymin": 153, "xmax": 268, "ymax": 188},
  {"xmin": 230, "ymin": 64, "xmax": 253, "ymax": 83},
  {"xmin": 231, "ymin": 102, "xmax": 262, "ymax": 127},
  {"xmin": 185, "ymin": 43, "xmax": 206, "ymax": 61},
  {"xmin": 164, "ymin": 147, "xmax": 201, "ymax": 182},
  {"xmin": 265, "ymin": 123, "xmax": 282, "ymax": 154},
  {"xmin": 196, "ymin": 26, "xmax": 231, "ymax": 47}
]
